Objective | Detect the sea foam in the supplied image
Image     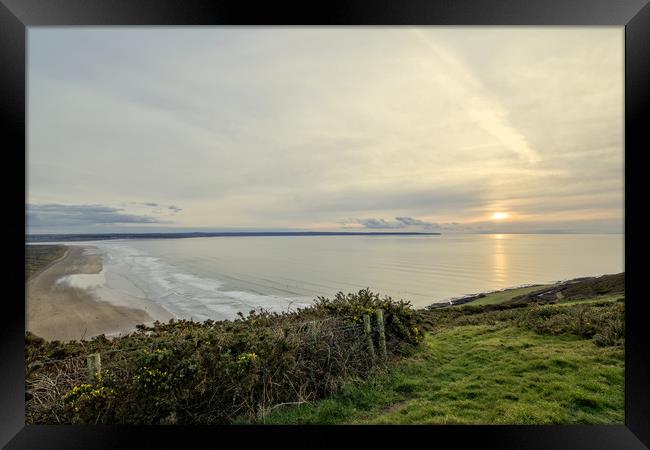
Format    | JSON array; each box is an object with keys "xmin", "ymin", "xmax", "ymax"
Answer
[{"xmin": 88, "ymin": 241, "xmax": 313, "ymax": 322}]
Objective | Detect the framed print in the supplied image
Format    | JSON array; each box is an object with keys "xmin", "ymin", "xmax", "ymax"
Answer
[{"xmin": 1, "ymin": 0, "xmax": 649, "ymax": 448}]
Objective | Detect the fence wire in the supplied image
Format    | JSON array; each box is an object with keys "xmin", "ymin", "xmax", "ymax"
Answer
[{"xmin": 28, "ymin": 313, "xmax": 395, "ymax": 379}]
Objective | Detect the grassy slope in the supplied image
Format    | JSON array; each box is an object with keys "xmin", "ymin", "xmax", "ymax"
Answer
[
  {"xmin": 25, "ymin": 244, "xmax": 67, "ymax": 280},
  {"xmin": 260, "ymin": 324, "xmax": 623, "ymax": 425},
  {"xmin": 466, "ymin": 284, "xmax": 553, "ymax": 306},
  {"xmin": 554, "ymin": 294, "xmax": 623, "ymax": 307},
  {"xmin": 457, "ymin": 273, "xmax": 624, "ymax": 308},
  {"xmin": 472, "ymin": 289, "xmax": 622, "ymax": 309},
  {"xmin": 260, "ymin": 278, "xmax": 625, "ymax": 425}
]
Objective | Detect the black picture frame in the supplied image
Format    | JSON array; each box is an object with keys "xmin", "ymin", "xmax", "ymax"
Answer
[{"xmin": 2, "ymin": 0, "xmax": 648, "ymax": 448}]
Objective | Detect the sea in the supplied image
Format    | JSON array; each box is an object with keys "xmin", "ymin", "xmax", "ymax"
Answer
[{"xmin": 35, "ymin": 233, "xmax": 624, "ymax": 322}]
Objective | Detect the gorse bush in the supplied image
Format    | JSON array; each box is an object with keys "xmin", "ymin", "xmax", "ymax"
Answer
[
  {"xmin": 63, "ymin": 375, "xmax": 116, "ymax": 424},
  {"xmin": 314, "ymin": 289, "xmax": 423, "ymax": 345},
  {"xmin": 419, "ymin": 299, "xmax": 624, "ymax": 347},
  {"xmin": 25, "ymin": 290, "xmax": 422, "ymax": 425},
  {"xmin": 517, "ymin": 302, "xmax": 624, "ymax": 346}
]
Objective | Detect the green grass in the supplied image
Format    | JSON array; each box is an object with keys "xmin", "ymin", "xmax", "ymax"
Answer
[
  {"xmin": 465, "ymin": 284, "xmax": 553, "ymax": 306},
  {"xmin": 554, "ymin": 294, "xmax": 623, "ymax": 307},
  {"xmin": 258, "ymin": 325, "xmax": 623, "ymax": 424},
  {"xmin": 25, "ymin": 244, "xmax": 67, "ymax": 280}
]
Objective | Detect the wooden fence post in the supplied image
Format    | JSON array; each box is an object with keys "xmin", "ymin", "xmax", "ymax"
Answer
[
  {"xmin": 87, "ymin": 353, "xmax": 101, "ymax": 383},
  {"xmin": 363, "ymin": 314, "xmax": 376, "ymax": 363},
  {"xmin": 376, "ymin": 309, "xmax": 387, "ymax": 361}
]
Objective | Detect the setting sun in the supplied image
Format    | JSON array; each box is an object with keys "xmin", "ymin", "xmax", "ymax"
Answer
[{"xmin": 491, "ymin": 212, "xmax": 510, "ymax": 220}]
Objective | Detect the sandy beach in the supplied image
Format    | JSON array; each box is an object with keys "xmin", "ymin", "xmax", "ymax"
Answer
[{"xmin": 26, "ymin": 245, "xmax": 170, "ymax": 341}]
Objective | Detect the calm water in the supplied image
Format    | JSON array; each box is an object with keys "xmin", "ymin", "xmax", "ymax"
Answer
[{"xmin": 76, "ymin": 234, "xmax": 623, "ymax": 322}]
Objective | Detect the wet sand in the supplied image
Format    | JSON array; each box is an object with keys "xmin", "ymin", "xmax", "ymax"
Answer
[{"xmin": 26, "ymin": 246, "xmax": 156, "ymax": 341}]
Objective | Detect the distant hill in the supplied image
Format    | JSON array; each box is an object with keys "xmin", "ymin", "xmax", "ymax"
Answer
[
  {"xmin": 26, "ymin": 231, "xmax": 441, "ymax": 242},
  {"xmin": 505, "ymin": 272, "xmax": 624, "ymax": 305}
]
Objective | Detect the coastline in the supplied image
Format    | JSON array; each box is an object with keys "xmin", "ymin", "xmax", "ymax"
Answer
[
  {"xmin": 426, "ymin": 283, "xmax": 547, "ymax": 309},
  {"xmin": 26, "ymin": 245, "xmax": 172, "ymax": 342},
  {"xmin": 425, "ymin": 273, "xmax": 623, "ymax": 309},
  {"xmin": 25, "ymin": 241, "xmax": 623, "ymax": 340}
]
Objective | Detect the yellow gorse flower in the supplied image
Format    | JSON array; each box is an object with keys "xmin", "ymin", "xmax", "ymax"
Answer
[
  {"xmin": 237, "ymin": 352, "xmax": 259, "ymax": 366},
  {"xmin": 64, "ymin": 383, "xmax": 115, "ymax": 406}
]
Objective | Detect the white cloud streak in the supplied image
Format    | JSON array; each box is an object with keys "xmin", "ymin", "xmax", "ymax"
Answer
[{"xmin": 409, "ymin": 28, "xmax": 541, "ymax": 164}]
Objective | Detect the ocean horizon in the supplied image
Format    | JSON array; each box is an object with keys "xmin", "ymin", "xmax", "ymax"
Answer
[{"xmin": 25, "ymin": 231, "xmax": 441, "ymax": 242}]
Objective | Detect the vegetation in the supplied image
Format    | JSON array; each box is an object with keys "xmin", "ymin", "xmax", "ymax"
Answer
[
  {"xmin": 259, "ymin": 274, "xmax": 625, "ymax": 424},
  {"xmin": 466, "ymin": 284, "xmax": 552, "ymax": 306},
  {"xmin": 25, "ymin": 244, "xmax": 67, "ymax": 280},
  {"xmin": 25, "ymin": 289, "xmax": 421, "ymax": 425},
  {"xmin": 25, "ymin": 274, "xmax": 625, "ymax": 425},
  {"xmin": 260, "ymin": 325, "xmax": 623, "ymax": 424},
  {"xmin": 419, "ymin": 297, "xmax": 624, "ymax": 347}
]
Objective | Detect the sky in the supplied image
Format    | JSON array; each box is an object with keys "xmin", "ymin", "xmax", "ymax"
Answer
[{"xmin": 27, "ymin": 27, "xmax": 624, "ymax": 234}]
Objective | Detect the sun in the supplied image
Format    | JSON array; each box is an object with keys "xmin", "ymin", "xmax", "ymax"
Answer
[{"xmin": 491, "ymin": 212, "xmax": 509, "ymax": 220}]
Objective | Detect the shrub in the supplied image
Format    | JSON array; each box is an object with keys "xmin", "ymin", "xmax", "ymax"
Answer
[
  {"xmin": 26, "ymin": 290, "xmax": 422, "ymax": 425},
  {"xmin": 63, "ymin": 374, "xmax": 116, "ymax": 424},
  {"xmin": 313, "ymin": 288, "xmax": 423, "ymax": 345},
  {"xmin": 517, "ymin": 303, "xmax": 624, "ymax": 345},
  {"xmin": 419, "ymin": 299, "xmax": 624, "ymax": 348}
]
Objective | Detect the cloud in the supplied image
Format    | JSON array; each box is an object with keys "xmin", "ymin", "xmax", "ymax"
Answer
[
  {"xmin": 395, "ymin": 217, "xmax": 438, "ymax": 228},
  {"xmin": 358, "ymin": 218, "xmax": 404, "ymax": 229},
  {"xmin": 409, "ymin": 29, "xmax": 541, "ymax": 165},
  {"xmin": 26, "ymin": 29, "xmax": 622, "ymax": 234},
  {"xmin": 27, "ymin": 203, "xmax": 164, "ymax": 230},
  {"xmin": 141, "ymin": 202, "xmax": 182, "ymax": 213},
  {"xmin": 344, "ymin": 216, "xmax": 439, "ymax": 230}
]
